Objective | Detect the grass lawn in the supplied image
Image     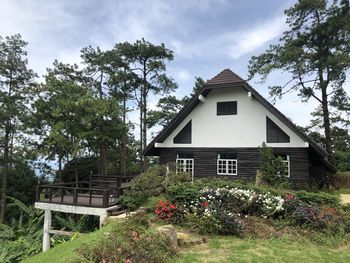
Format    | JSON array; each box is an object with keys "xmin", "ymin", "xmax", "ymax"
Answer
[
  {"xmin": 22, "ymin": 221, "xmax": 116, "ymax": 263},
  {"xmin": 173, "ymin": 236, "xmax": 350, "ymax": 263},
  {"xmin": 25, "ymin": 225, "xmax": 350, "ymax": 263}
]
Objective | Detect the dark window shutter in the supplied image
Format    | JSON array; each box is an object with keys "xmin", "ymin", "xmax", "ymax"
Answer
[
  {"xmin": 217, "ymin": 101, "xmax": 237, "ymax": 115},
  {"xmin": 173, "ymin": 120, "xmax": 192, "ymax": 144},
  {"xmin": 266, "ymin": 117, "xmax": 290, "ymax": 143}
]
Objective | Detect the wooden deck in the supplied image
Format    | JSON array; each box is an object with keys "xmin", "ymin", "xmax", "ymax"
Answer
[{"xmin": 36, "ymin": 175, "xmax": 134, "ymax": 208}]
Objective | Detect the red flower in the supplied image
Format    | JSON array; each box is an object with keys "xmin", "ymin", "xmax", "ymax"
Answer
[
  {"xmin": 154, "ymin": 200, "xmax": 177, "ymax": 221},
  {"xmin": 200, "ymin": 201, "xmax": 209, "ymax": 207}
]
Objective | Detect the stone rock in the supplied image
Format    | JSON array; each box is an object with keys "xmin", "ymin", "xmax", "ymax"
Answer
[
  {"xmin": 155, "ymin": 224, "xmax": 177, "ymax": 249},
  {"xmin": 202, "ymin": 236, "xmax": 209, "ymax": 243},
  {"xmin": 177, "ymin": 232, "xmax": 189, "ymax": 247},
  {"xmin": 184, "ymin": 238, "xmax": 203, "ymax": 246},
  {"xmin": 177, "ymin": 232, "xmax": 189, "ymax": 240}
]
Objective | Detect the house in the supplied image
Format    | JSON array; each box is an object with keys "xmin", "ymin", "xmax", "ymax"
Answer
[{"xmin": 144, "ymin": 69, "xmax": 336, "ymax": 185}]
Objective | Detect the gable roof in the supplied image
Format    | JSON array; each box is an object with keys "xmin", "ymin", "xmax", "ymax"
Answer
[
  {"xmin": 206, "ymin": 69, "xmax": 244, "ymax": 85},
  {"xmin": 144, "ymin": 69, "xmax": 336, "ymax": 173}
]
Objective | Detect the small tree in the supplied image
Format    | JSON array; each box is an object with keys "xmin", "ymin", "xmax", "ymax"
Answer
[{"xmin": 259, "ymin": 143, "xmax": 288, "ymax": 186}]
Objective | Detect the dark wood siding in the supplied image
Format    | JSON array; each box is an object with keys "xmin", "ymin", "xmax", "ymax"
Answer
[
  {"xmin": 173, "ymin": 120, "xmax": 192, "ymax": 144},
  {"xmin": 159, "ymin": 147, "xmax": 309, "ymax": 183}
]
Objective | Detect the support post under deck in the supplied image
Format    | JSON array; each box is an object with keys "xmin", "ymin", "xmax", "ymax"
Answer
[
  {"xmin": 43, "ymin": 209, "xmax": 52, "ymax": 252},
  {"xmin": 36, "ymin": 202, "xmax": 121, "ymax": 252}
]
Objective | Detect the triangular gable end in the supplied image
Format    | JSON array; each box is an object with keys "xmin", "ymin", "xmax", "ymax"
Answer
[
  {"xmin": 173, "ymin": 120, "xmax": 192, "ymax": 144},
  {"xmin": 266, "ymin": 116, "xmax": 290, "ymax": 143}
]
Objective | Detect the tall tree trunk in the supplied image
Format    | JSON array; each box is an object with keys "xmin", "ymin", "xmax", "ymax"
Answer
[
  {"xmin": 97, "ymin": 73, "xmax": 106, "ymax": 176},
  {"xmin": 9, "ymin": 125, "xmax": 15, "ymax": 169},
  {"xmin": 58, "ymin": 154, "xmax": 63, "ymax": 183},
  {"xmin": 120, "ymin": 87, "xmax": 127, "ymax": 176},
  {"xmin": 74, "ymin": 160, "xmax": 79, "ymax": 188},
  {"xmin": 139, "ymin": 90, "xmax": 144, "ymax": 168},
  {"xmin": 142, "ymin": 86, "xmax": 148, "ymax": 171},
  {"xmin": 321, "ymin": 83, "xmax": 333, "ymax": 162},
  {"xmin": 0, "ymin": 126, "xmax": 10, "ymax": 223}
]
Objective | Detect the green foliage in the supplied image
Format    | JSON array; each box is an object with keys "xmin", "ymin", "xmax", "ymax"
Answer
[
  {"xmin": 259, "ymin": 143, "xmax": 289, "ymax": 186},
  {"xmin": 185, "ymin": 212, "xmax": 243, "ymax": 236},
  {"xmin": 116, "ymin": 39, "xmax": 177, "ymax": 168},
  {"xmin": 0, "ymin": 198, "xmax": 43, "ymax": 262},
  {"xmin": 334, "ymin": 151, "xmax": 350, "ymax": 171},
  {"xmin": 148, "ymin": 95, "xmax": 185, "ymax": 128},
  {"xmin": 185, "ymin": 214, "xmax": 222, "ymax": 235},
  {"xmin": 148, "ymin": 77, "xmax": 206, "ymax": 129},
  {"xmin": 295, "ymin": 190, "xmax": 340, "ymax": 207},
  {"xmin": 0, "ymin": 34, "xmax": 37, "ymax": 223},
  {"xmin": 167, "ymin": 183, "xmax": 201, "ymax": 205},
  {"xmin": 6, "ymin": 160, "xmax": 37, "ymax": 221},
  {"xmin": 53, "ymin": 214, "xmax": 95, "ymax": 233},
  {"xmin": 76, "ymin": 214, "xmax": 175, "ymax": 263},
  {"xmin": 61, "ymin": 156, "xmax": 97, "ymax": 182},
  {"xmin": 166, "ymin": 171, "xmax": 192, "ymax": 186},
  {"xmin": 120, "ymin": 166, "xmax": 166, "ymax": 209},
  {"xmin": 249, "ymin": 0, "xmax": 350, "ymax": 156}
]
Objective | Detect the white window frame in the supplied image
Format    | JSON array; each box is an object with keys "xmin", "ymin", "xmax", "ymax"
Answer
[
  {"xmin": 176, "ymin": 157, "xmax": 194, "ymax": 177},
  {"xmin": 217, "ymin": 158, "xmax": 237, "ymax": 175},
  {"xmin": 277, "ymin": 155, "xmax": 290, "ymax": 178}
]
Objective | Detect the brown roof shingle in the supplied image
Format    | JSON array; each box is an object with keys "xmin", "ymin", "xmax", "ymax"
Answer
[{"xmin": 206, "ymin": 69, "xmax": 244, "ymax": 85}]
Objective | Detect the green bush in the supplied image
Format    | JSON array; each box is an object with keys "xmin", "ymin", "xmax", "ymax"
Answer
[
  {"xmin": 77, "ymin": 214, "xmax": 175, "ymax": 263},
  {"xmin": 166, "ymin": 171, "xmax": 191, "ymax": 186},
  {"xmin": 295, "ymin": 190, "xmax": 340, "ymax": 207},
  {"xmin": 120, "ymin": 166, "xmax": 166, "ymax": 209},
  {"xmin": 185, "ymin": 214, "xmax": 222, "ymax": 235},
  {"xmin": 167, "ymin": 183, "xmax": 201, "ymax": 205},
  {"xmin": 259, "ymin": 143, "xmax": 289, "ymax": 186},
  {"xmin": 184, "ymin": 211, "xmax": 243, "ymax": 236}
]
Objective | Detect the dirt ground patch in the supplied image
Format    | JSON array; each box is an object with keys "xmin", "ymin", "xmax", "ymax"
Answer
[{"xmin": 340, "ymin": 194, "xmax": 350, "ymax": 204}]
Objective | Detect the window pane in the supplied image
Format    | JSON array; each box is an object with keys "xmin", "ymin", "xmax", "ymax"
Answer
[
  {"xmin": 176, "ymin": 158, "xmax": 194, "ymax": 175},
  {"xmin": 217, "ymin": 101, "xmax": 237, "ymax": 115}
]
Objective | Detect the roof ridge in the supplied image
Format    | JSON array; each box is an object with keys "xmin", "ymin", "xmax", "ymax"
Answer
[{"xmin": 206, "ymin": 68, "xmax": 244, "ymax": 85}]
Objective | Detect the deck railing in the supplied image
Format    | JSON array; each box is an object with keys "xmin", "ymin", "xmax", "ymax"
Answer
[{"xmin": 36, "ymin": 174, "xmax": 135, "ymax": 208}]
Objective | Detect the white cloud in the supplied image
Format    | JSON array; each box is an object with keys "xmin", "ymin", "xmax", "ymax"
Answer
[
  {"xmin": 227, "ymin": 15, "xmax": 287, "ymax": 59},
  {"xmin": 171, "ymin": 14, "xmax": 287, "ymax": 60},
  {"xmin": 176, "ymin": 69, "xmax": 191, "ymax": 82}
]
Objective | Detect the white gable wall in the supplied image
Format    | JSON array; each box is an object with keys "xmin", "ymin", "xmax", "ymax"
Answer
[{"xmin": 157, "ymin": 86, "xmax": 307, "ymax": 148}]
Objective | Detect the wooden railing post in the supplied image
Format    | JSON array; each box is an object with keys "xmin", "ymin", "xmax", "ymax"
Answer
[
  {"xmin": 36, "ymin": 185, "xmax": 40, "ymax": 201},
  {"xmin": 102, "ymin": 190, "xmax": 109, "ymax": 207},
  {"xmin": 73, "ymin": 189, "xmax": 78, "ymax": 205},
  {"xmin": 61, "ymin": 188, "xmax": 64, "ymax": 203}
]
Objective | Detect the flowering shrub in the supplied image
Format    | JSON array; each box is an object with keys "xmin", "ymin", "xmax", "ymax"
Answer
[
  {"xmin": 215, "ymin": 210, "xmax": 243, "ymax": 236},
  {"xmin": 154, "ymin": 200, "xmax": 177, "ymax": 221},
  {"xmin": 183, "ymin": 187, "xmax": 285, "ymax": 218},
  {"xmin": 292, "ymin": 206, "xmax": 340, "ymax": 230},
  {"xmin": 254, "ymin": 192, "xmax": 284, "ymax": 217}
]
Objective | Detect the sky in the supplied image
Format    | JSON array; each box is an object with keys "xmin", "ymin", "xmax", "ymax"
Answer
[{"xmin": 1, "ymin": 0, "xmax": 348, "ymax": 139}]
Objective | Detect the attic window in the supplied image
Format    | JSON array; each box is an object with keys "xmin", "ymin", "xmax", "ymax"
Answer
[
  {"xmin": 173, "ymin": 120, "xmax": 192, "ymax": 144},
  {"xmin": 217, "ymin": 101, "xmax": 237, "ymax": 115},
  {"xmin": 266, "ymin": 117, "xmax": 290, "ymax": 143}
]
